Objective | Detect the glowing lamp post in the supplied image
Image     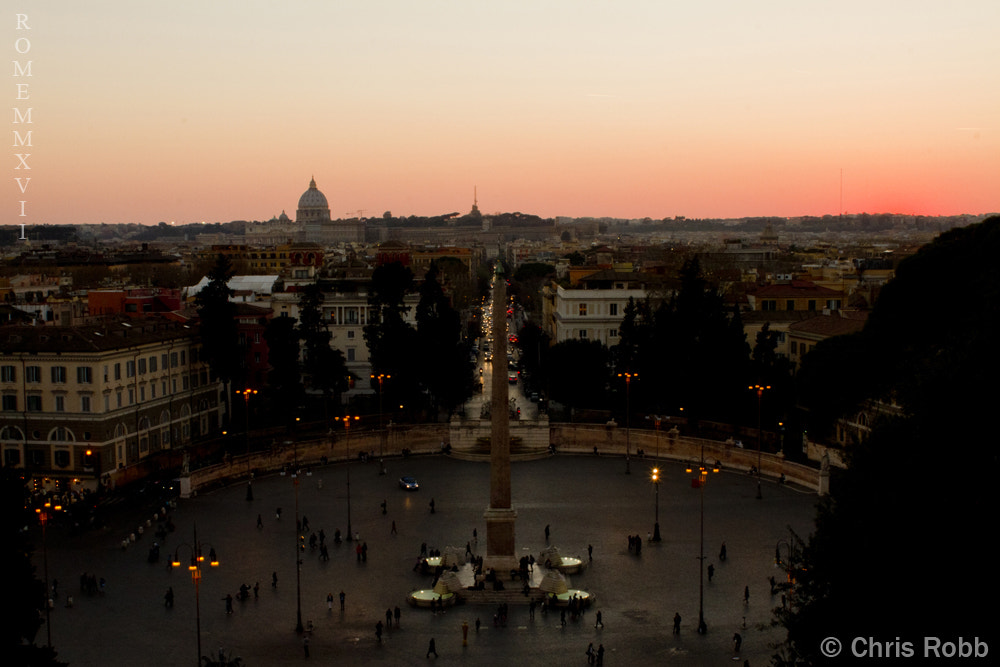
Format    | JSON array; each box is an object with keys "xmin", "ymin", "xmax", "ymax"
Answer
[
  {"xmin": 617, "ymin": 372, "xmax": 638, "ymax": 474},
  {"xmin": 687, "ymin": 451, "xmax": 719, "ymax": 634},
  {"xmin": 370, "ymin": 373, "xmax": 390, "ymax": 464},
  {"xmin": 749, "ymin": 384, "xmax": 771, "ymax": 499},
  {"xmin": 236, "ymin": 388, "xmax": 258, "ymax": 500},
  {"xmin": 340, "ymin": 415, "xmax": 360, "ymax": 541},
  {"xmin": 36, "ymin": 502, "xmax": 62, "ymax": 648},
  {"xmin": 171, "ymin": 525, "xmax": 219, "ymax": 667},
  {"xmin": 650, "ymin": 467, "xmax": 662, "ymax": 542}
]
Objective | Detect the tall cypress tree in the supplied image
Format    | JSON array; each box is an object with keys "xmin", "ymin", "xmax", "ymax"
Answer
[{"xmin": 195, "ymin": 254, "xmax": 242, "ymax": 422}]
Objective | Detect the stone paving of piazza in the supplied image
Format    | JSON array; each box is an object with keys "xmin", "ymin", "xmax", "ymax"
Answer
[{"xmin": 36, "ymin": 453, "xmax": 817, "ymax": 666}]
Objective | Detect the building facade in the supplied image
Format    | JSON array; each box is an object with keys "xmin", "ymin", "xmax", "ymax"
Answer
[{"xmin": 1, "ymin": 318, "xmax": 225, "ymax": 494}]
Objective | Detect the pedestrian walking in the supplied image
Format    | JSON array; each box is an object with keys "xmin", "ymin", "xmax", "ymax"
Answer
[
  {"xmin": 544, "ymin": 524, "xmax": 550, "ymax": 541},
  {"xmin": 327, "ymin": 593, "xmax": 334, "ymax": 611},
  {"xmin": 708, "ymin": 564, "xmax": 715, "ymax": 582},
  {"xmin": 272, "ymin": 571, "xmax": 278, "ymax": 588},
  {"xmin": 426, "ymin": 637, "xmax": 438, "ymax": 658},
  {"xmin": 596, "ymin": 644, "xmax": 605, "ymax": 665},
  {"xmin": 744, "ymin": 585, "xmax": 750, "ymax": 604},
  {"xmin": 340, "ymin": 590, "xmax": 345, "ymax": 611},
  {"xmin": 303, "ymin": 636, "xmax": 310, "ymax": 658},
  {"xmin": 375, "ymin": 620, "xmax": 383, "ymax": 642},
  {"xmin": 673, "ymin": 612, "xmax": 681, "ymax": 634},
  {"xmin": 224, "ymin": 593, "xmax": 233, "ymax": 614},
  {"xmin": 733, "ymin": 632, "xmax": 743, "ymax": 652},
  {"xmin": 560, "ymin": 609, "xmax": 566, "ymax": 627},
  {"xmin": 586, "ymin": 642, "xmax": 595, "ymax": 664},
  {"xmin": 164, "ymin": 586, "xmax": 174, "ymax": 608},
  {"xmin": 256, "ymin": 514, "xmax": 263, "ymax": 529},
  {"xmin": 429, "ymin": 498, "xmax": 436, "ymax": 514},
  {"xmin": 588, "ymin": 544, "xmax": 593, "ymax": 561},
  {"xmin": 720, "ymin": 542, "xmax": 727, "ymax": 561},
  {"xmin": 385, "ymin": 608, "xmax": 393, "ymax": 628},
  {"xmin": 594, "ymin": 610, "xmax": 603, "ymax": 628},
  {"xmin": 391, "ymin": 520, "xmax": 397, "ymax": 535},
  {"xmin": 394, "ymin": 605, "xmax": 401, "ymax": 627}
]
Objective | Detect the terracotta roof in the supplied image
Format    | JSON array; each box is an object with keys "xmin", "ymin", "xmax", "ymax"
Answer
[
  {"xmin": 751, "ymin": 280, "xmax": 842, "ymax": 298},
  {"xmin": 789, "ymin": 311, "xmax": 867, "ymax": 337}
]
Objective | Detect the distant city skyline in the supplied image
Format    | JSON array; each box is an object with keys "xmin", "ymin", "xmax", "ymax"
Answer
[{"xmin": 12, "ymin": 1, "xmax": 999, "ymax": 226}]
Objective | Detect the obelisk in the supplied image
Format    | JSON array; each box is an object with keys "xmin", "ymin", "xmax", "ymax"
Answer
[{"xmin": 484, "ymin": 263, "xmax": 518, "ymax": 571}]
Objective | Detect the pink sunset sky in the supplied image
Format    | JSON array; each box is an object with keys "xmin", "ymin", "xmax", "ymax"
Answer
[{"xmin": 12, "ymin": 1, "xmax": 999, "ymax": 225}]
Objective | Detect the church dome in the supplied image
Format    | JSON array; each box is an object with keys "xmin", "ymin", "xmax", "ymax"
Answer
[
  {"xmin": 296, "ymin": 177, "xmax": 331, "ymax": 223},
  {"xmin": 298, "ymin": 177, "xmax": 329, "ymax": 210}
]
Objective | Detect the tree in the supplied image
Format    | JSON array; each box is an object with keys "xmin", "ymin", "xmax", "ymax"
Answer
[
  {"xmin": 297, "ymin": 284, "xmax": 351, "ymax": 416},
  {"xmin": 547, "ymin": 339, "xmax": 610, "ymax": 411},
  {"xmin": 0, "ymin": 467, "xmax": 67, "ymax": 667},
  {"xmin": 262, "ymin": 315, "xmax": 303, "ymax": 424},
  {"xmin": 195, "ymin": 255, "xmax": 242, "ymax": 422},
  {"xmin": 364, "ymin": 262, "xmax": 420, "ymax": 410},
  {"xmin": 415, "ymin": 261, "xmax": 475, "ymax": 417},
  {"xmin": 773, "ymin": 217, "xmax": 1000, "ymax": 664}
]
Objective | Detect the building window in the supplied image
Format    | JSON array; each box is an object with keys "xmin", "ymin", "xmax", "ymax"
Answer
[
  {"xmin": 114, "ymin": 363, "xmax": 122, "ymax": 380},
  {"xmin": 4, "ymin": 449, "xmax": 20, "ymax": 466},
  {"xmin": 51, "ymin": 366, "xmax": 67, "ymax": 383},
  {"xmin": 786, "ymin": 300, "xmax": 795, "ymax": 311},
  {"xmin": 2, "ymin": 395, "xmax": 16, "ymax": 411},
  {"xmin": 578, "ymin": 303, "xmax": 588, "ymax": 316},
  {"xmin": 81, "ymin": 395, "xmax": 91, "ymax": 412},
  {"xmin": 54, "ymin": 395, "xmax": 65, "ymax": 412},
  {"xmin": 609, "ymin": 303, "xmax": 618, "ymax": 317},
  {"xmin": 609, "ymin": 329, "xmax": 619, "ymax": 338},
  {"xmin": 116, "ymin": 392, "xmax": 122, "ymax": 408},
  {"xmin": 347, "ymin": 348, "xmax": 356, "ymax": 362},
  {"xmin": 77, "ymin": 366, "xmax": 93, "ymax": 384},
  {"xmin": 170, "ymin": 353, "xmax": 178, "ymax": 368},
  {"xmin": 808, "ymin": 300, "xmax": 817, "ymax": 311},
  {"xmin": 138, "ymin": 358, "xmax": 147, "ymax": 374},
  {"xmin": 1, "ymin": 366, "xmax": 15, "ymax": 383},
  {"xmin": 54, "ymin": 450, "xmax": 70, "ymax": 467},
  {"xmin": 579, "ymin": 329, "xmax": 588, "ymax": 339},
  {"xmin": 149, "ymin": 356, "xmax": 158, "ymax": 372},
  {"xmin": 761, "ymin": 300, "xmax": 777, "ymax": 312},
  {"xmin": 26, "ymin": 395, "xmax": 42, "ymax": 411},
  {"xmin": 126, "ymin": 360, "xmax": 136, "ymax": 378},
  {"xmin": 26, "ymin": 366, "xmax": 41, "ymax": 383},
  {"xmin": 180, "ymin": 351, "xmax": 186, "ymax": 365}
]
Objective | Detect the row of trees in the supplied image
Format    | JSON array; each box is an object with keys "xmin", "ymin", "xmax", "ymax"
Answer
[
  {"xmin": 195, "ymin": 255, "xmax": 478, "ymax": 430},
  {"xmin": 514, "ymin": 258, "xmax": 794, "ymax": 438}
]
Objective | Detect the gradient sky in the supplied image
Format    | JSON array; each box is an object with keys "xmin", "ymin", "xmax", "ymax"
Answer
[{"xmin": 12, "ymin": 1, "xmax": 999, "ymax": 225}]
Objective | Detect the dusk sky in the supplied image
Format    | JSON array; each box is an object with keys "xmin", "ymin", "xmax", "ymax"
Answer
[{"xmin": 13, "ymin": 1, "xmax": 999, "ymax": 225}]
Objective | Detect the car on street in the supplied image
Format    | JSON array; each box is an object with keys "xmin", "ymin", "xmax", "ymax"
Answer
[{"xmin": 398, "ymin": 476, "xmax": 419, "ymax": 491}]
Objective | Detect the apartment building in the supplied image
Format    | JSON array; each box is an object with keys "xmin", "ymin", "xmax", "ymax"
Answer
[
  {"xmin": 0, "ymin": 317, "xmax": 224, "ymax": 493},
  {"xmin": 541, "ymin": 270, "xmax": 660, "ymax": 345}
]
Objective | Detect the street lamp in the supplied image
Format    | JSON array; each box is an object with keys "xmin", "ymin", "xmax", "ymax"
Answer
[
  {"xmin": 749, "ymin": 384, "xmax": 771, "ymax": 499},
  {"xmin": 687, "ymin": 451, "xmax": 719, "ymax": 634},
  {"xmin": 36, "ymin": 501, "xmax": 62, "ymax": 649},
  {"xmin": 236, "ymin": 388, "xmax": 258, "ymax": 501},
  {"xmin": 617, "ymin": 372, "xmax": 638, "ymax": 474},
  {"xmin": 340, "ymin": 415, "xmax": 360, "ymax": 542},
  {"xmin": 650, "ymin": 467, "xmax": 661, "ymax": 542},
  {"xmin": 171, "ymin": 524, "xmax": 219, "ymax": 667},
  {"xmin": 370, "ymin": 373, "xmax": 390, "ymax": 466}
]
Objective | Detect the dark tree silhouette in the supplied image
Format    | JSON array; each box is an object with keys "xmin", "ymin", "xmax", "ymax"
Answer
[{"xmin": 774, "ymin": 217, "xmax": 1000, "ymax": 665}]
